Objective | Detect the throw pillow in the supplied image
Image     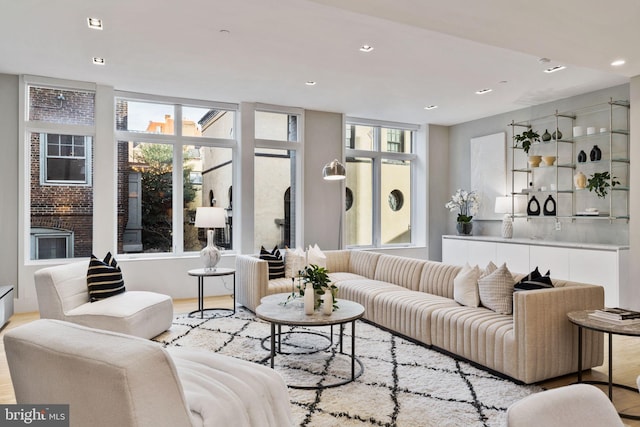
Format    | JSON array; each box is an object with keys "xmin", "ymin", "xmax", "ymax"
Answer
[
  {"xmin": 260, "ymin": 246, "xmax": 285, "ymax": 280},
  {"xmin": 481, "ymin": 261, "xmax": 498, "ymax": 278},
  {"xmin": 307, "ymin": 243, "xmax": 327, "ymax": 268},
  {"xmin": 478, "ymin": 263, "xmax": 515, "ymax": 315},
  {"xmin": 87, "ymin": 252, "xmax": 126, "ymax": 302},
  {"xmin": 514, "ymin": 280, "xmax": 554, "ymax": 291},
  {"xmin": 453, "ymin": 263, "xmax": 481, "ymax": 307},
  {"xmin": 284, "ymin": 247, "xmax": 306, "ymax": 278}
]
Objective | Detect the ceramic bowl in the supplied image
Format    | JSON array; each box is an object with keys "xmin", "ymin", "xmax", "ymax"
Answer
[
  {"xmin": 542, "ymin": 155, "xmax": 556, "ymax": 166},
  {"xmin": 528, "ymin": 155, "xmax": 542, "ymax": 168}
]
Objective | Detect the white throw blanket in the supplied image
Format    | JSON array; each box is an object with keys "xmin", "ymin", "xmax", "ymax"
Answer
[{"xmin": 167, "ymin": 348, "xmax": 293, "ymax": 427}]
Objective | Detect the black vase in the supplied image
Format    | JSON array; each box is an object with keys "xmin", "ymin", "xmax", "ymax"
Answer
[
  {"xmin": 527, "ymin": 196, "xmax": 541, "ymax": 216},
  {"xmin": 542, "ymin": 129, "xmax": 551, "ymax": 142},
  {"xmin": 456, "ymin": 222, "xmax": 473, "ymax": 235},
  {"xmin": 543, "ymin": 195, "xmax": 556, "ymax": 216},
  {"xmin": 552, "ymin": 129, "xmax": 562, "ymax": 140},
  {"xmin": 590, "ymin": 145, "xmax": 602, "ymax": 161},
  {"xmin": 577, "ymin": 150, "xmax": 587, "ymax": 163}
]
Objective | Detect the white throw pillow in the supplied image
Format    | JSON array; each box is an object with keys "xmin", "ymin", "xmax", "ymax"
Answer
[
  {"xmin": 478, "ymin": 263, "xmax": 514, "ymax": 315},
  {"xmin": 453, "ymin": 263, "xmax": 481, "ymax": 307},
  {"xmin": 481, "ymin": 261, "xmax": 497, "ymax": 278},
  {"xmin": 307, "ymin": 243, "xmax": 327, "ymax": 268},
  {"xmin": 284, "ymin": 247, "xmax": 306, "ymax": 278}
]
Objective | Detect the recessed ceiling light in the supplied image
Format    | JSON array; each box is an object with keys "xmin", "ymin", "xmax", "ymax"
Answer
[
  {"xmin": 611, "ymin": 59, "xmax": 626, "ymax": 67},
  {"xmin": 359, "ymin": 45, "xmax": 374, "ymax": 53},
  {"xmin": 424, "ymin": 105, "xmax": 438, "ymax": 110},
  {"xmin": 92, "ymin": 57, "xmax": 105, "ymax": 65},
  {"xmin": 87, "ymin": 18, "xmax": 103, "ymax": 30},
  {"xmin": 475, "ymin": 88, "xmax": 492, "ymax": 95},
  {"xmin": 538, "ymin": 57, "xmax": 551, "ymax": 64},
  {"xmin": 219, "ymin": 29, "xmax": 230, "ymax": 35},
  {"xmin": 305, "ymin": 81, "xmax": 317, "ymax": 86},
  {"xmin": 544, "ymin": 65, "xmax": 566, "ymax": 73}
]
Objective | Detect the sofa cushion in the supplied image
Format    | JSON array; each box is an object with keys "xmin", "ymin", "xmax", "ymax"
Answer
[
  {"xmin": 260, "ymin": 247, "xmax": 285, "ymax": 280},
  {"xmin": 478, "ymin": 263, "xmax": 515, "ymax": 315},
  {"xmin": 336, "ymin": 279, "xmax": 402, "ymax": 321},
  {"xmin": 453, "ymin": 263, "xmax": 481, "ymax": 307},
  {"xmin": 307, "ymin": 244, "xmax": 327, "ymax": 268},
  {"xmin": 418, "ymin": 261, "xmax": 462, "ymax": 299},
  {"xmin": 373, "ymin": 255, "xmax": 425, "ymax": 291},
  {"xmin": 348, "ymin": 251, "xmax": 381, "ymax": 279},
  {"xmin": 87, "ymin": 252, "xmax": 126, "ymax": 302},
  {"xmin": 283, "ymin": 247, "xmax": 306, "ymax": 278}
]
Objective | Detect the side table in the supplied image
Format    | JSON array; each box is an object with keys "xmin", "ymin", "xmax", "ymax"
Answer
[
  {"xmin": 568, "ymin": 309, "xmax": 640, "ymax": 420},
  {"xmin": 187, "ymin": 268, "xmax": 235, "ymax": 319}
]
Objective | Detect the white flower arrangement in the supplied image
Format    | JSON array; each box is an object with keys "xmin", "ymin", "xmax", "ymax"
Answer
[{"xmin": 445, "ymin": 189, "xmax": 480, "ymax": 223}]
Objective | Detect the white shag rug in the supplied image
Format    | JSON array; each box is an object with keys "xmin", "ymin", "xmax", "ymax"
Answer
[{"xmin": 154, "ymin": 308, "xmax": 542, "ymax": 427}]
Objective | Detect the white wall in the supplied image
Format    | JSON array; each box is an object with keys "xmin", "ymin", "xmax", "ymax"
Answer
[{"xmin": 627, "ymin": 75, "xmax": 640, "ymax": 310}]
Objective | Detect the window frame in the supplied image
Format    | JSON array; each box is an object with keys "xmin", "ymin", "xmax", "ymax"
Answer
[
  {"xmin": 40, "ymin": 133, "xmax": 92, "ymax": 185},
  {"xmin": 114, "ymin": 91, "xmax": 238, "ymax": 258},
  {"xmin": 345, "ymin": 118, "xmax": 417, "ymax": 248}
]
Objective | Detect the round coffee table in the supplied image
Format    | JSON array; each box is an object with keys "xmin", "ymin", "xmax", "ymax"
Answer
[{"xmin": 256, "ymin": 293, "xmax": 365, "ymax": 389}]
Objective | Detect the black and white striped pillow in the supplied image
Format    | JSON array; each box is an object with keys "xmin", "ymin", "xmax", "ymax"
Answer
[
  {"xmin": 259, "ymin": 246, "xmax": 285, "ymax": 280},
  {"xmin": 87, "ymin": 252, "xmax": 126, "ymax": 302}
]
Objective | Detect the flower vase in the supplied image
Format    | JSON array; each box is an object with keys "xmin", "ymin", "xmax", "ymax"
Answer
[
  {"xmin": 456, "ymin": 222, "xmax": 472, "ymax": 235},
  {"xmin": 323, "ymin": 291, "xmax": 333, "ymax": 315},
  {"xmin": 304, "ymin": 283, "xmax": 315, "ymax": 315}
]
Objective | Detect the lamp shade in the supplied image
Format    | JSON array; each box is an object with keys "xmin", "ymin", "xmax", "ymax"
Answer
[
  {"xmin": 195, "ymin": 207, "xmax": 226, "ymax": 229},
  {"xmin": 322, "ymin": 159, "xmax": 346, "ymax": 180}
]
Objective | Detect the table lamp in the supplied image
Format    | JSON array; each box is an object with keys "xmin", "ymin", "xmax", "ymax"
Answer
[{"xmin": 195, "ymin": 207, "xmax": 226, "ymax": 270}]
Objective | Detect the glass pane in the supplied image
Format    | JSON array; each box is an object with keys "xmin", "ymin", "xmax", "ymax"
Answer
[
  {"xmin": 115, "ymin": 100, "xmax": 174, "ymax": 134},
  {"xmin": 381, "ymin": 128, "xmax": 412, "ymax": 153},
  {"xmin": 182, "ymin": 107, "xmax": 235, "ymax": 139},
  {"xmin": 117, "ymin": 141, "xmax": 173, "ymax": 254},
  {"xmin": 28, "ymin": 86, "xmax": 95, "ymax": 125},
  {"xmin": 46, "ymin": 158, "xmax": 86, "ymax": 181},
  {"xmin": 30, "ymin": 131, "xmax": 93, "ymax": 260},
  {"xmin": 254, "ymin": 148, "xmax": 296, "ymax": 251},
  {"xmin": 345, "ymin": 124, "xmax": 374, "ymax": 151},
  {"xmin": 37, "ymin": 237, "xmax": 67, "ymax": 260},
  {"xmin": 183, "ymin": 145, "xmax": 233, "ymax": 252},
  {"xmin": 345, "ymin": 157, "xmax": 373, "ymax": 246},
  {"xmin": 381, "ymin": 159, "xmax": 411, "ymax": 244},
  {"xmin": 255, "ymin": 111, "xmax": 299, "ymax": 141}
]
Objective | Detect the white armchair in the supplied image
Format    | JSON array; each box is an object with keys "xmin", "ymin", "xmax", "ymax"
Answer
[
  {"xmin": 4, "ymin": 319, "xmax": 293, "ymax": 427},
  {"xmin": 506, "ymin": 384, "xmax": 624, "ymax": 427},
  {"xmin": 34, "ymin": 260, "xmax": 173, "ymax": 339}
]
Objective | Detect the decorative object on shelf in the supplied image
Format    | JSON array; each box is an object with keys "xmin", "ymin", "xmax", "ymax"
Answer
[
  {"xmin": 542, "ymin": 155, "xmax": 556, "ymax": 166},
  {"xmin": 194, "ymin": 207, "xmax": 227, "ymax": 270},
  {"xmin": 587, "ymin": 126, "xmax": 596, "ymax": 135},
  {"xmin": 446, "ymin": 189, "xmax": 479, "ymax": 235},
  {"xmin": 600, "ymin": 127, "xmax": 607, "ymax": 133},
  {"xmin": 573, "ymin": 126, "xmax": 583, "ymax": 137},
  {"xmin": 304, "ymin": 282, "xmax": 314, "ymax": 314},
  {"xmin": 300, "ymin": 264, "xmax": 337, "ymax": 312},
  {"xmin": 514, "ymin": 129, "xmax": 540, "ymax": 154},
  {"xmin": 577, "ymin": 150, "xmax": 587, "ymax": 163},
  {"xmin": 543, "ymin": 195, "xmax": 556, "ymax": 216},
  {"xmin": 494, "ymin": 196, "xmax": 513, "ymax": 239},
  {"xmin": 527, "ymin": 196, "xmax": 541, "ymax": 216},
  {"xmin": 551, "ymin": 129, "xmax": 562, "ymax": 140},
  {"xmin": 586, "ymin": 171, "xmax": 620, "ymax": 198},
  {"xmin": 574, "ymin": 171, "xmax": 587, "ymax": 189},
  {"xmin": 589, "ymin": 145, "xmax": 602, "ymax": 161},
  {"xmin": 528, "ymin": 155, "xmax": 542, "ymax": 168},
  {"xmin": 541, "ymin": 129, "xmax": 551, "ymax": 142}
]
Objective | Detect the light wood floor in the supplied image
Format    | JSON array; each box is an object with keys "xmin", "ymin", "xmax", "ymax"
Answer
[{"xmin": 1, "ymin": 295, "xmax": 639, "ymax": 425}]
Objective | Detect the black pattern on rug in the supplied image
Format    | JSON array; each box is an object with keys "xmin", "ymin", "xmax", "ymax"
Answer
[{"xmin": 153, "ymin": 308, "xmax": 542, "ymax": 427}]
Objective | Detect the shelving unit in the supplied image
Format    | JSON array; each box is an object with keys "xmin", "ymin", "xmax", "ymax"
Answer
[{"xmin": 509, "ymin": 98, "xmax": 630, "ymax": 222}]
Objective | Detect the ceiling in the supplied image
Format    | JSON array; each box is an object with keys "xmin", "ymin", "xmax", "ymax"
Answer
[{"xmin": 0, "ymin": 0, "xmax": 636, "ymax": 125}]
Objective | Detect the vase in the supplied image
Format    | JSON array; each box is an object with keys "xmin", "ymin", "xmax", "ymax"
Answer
[
  {"xmin": 574, "ymin": 171, "xmax": 587, "ymax": 189},
  {"xmin": 590, "ymin": 145, "xmax": 602, "ymax": 161},
  {"xmin": 304, "ymin": 283, "xmax": 315, "ymax": 315},
  {"xmin": 552, "ymin": 129, "xmax": 562, "ymax": 140},
  {"xmin": 527, "ymin": 196, "xmax": 540, "ymax": 216},
  {"xmin": 543, "ymin": 195, "xmax": 556, "ymax": 216},
  {"xmin": 456, "ymin": 222, "xmax": 472, "ymax": 235},
  {"xmin": 200, "ymin": 229, "xmax": 221, "ymax": 270},
  {"xmin": 541, "ymin": 129, "xmax": 551, "ymax": 142},
  {"xmin": 577, "ymin": 150, "xmax": 587, "ymax": 163},
  {"xmin": 322, "ymin": 291, "xmax": 333, "ymax": 315}
]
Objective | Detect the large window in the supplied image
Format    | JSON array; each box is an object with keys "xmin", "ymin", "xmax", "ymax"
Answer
[
  {"xmin": 26, "ymin": 84, "xmax": 95, "ymax": 260},
  {"xmin": 115, "ymin": 95, "xmax": 237, "ymax": 255},
  {"xmin": 253, "ymin": 108, "xmax": 301, "ymax": 252},
  {"xmin": 345, "ymin": 121, "xmax": 416, "ymax": 247}
]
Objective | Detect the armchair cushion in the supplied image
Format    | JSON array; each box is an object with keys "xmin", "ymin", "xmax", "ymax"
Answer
[{"xmin": 87, "ymin": 252, "xmax": 126, "ymax": 301}]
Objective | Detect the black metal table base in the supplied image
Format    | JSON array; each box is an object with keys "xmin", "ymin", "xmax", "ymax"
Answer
[
  {"xmin": 188, "ymin": 308, "xmax": 234, "ymax": 319},
  {"xmin": 187, "ymin": 274, "xmax": 236, "ymax": 319},
  {"xmin": 262, "ymin": 320, "xmax": 364, "ymax": 390}
]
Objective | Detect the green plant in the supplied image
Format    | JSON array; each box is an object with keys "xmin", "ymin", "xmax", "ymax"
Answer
[
  {"xmin": 586, "ymin": 171, "xmax": 620, "ymax": 198},
  {"xmin": 300, "ymin": 264, "xmax": 338, "ymax": 309},
  {"xmin": 514, "ymin": 129, "xmax": 540, "ymax": 154}
]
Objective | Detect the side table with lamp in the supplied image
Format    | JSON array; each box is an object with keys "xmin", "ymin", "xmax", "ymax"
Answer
[{"xmin": 189, "ymin": 207, "xmax": 235, "ymax": 319}]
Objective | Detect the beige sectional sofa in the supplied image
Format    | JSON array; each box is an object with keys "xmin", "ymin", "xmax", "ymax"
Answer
[{"xmin": 236, "ymin": 249, "xmax": 604, "ymax": 384}]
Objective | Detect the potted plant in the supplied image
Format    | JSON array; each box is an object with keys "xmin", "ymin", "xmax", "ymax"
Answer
[
  {"xmin": 586, "ymin": 171, "xmax": 620, "ymax": 198},
  {"xmin": 299, "ymin": 264, "xmax": 338, "ymax": 310},
  {"xmin": 445, "ymin": 189, "xmax": 480, "ymax": 235},
  {"xmin": 514, "ymin": 129, "xmax": 540, "ymax": 154}
]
